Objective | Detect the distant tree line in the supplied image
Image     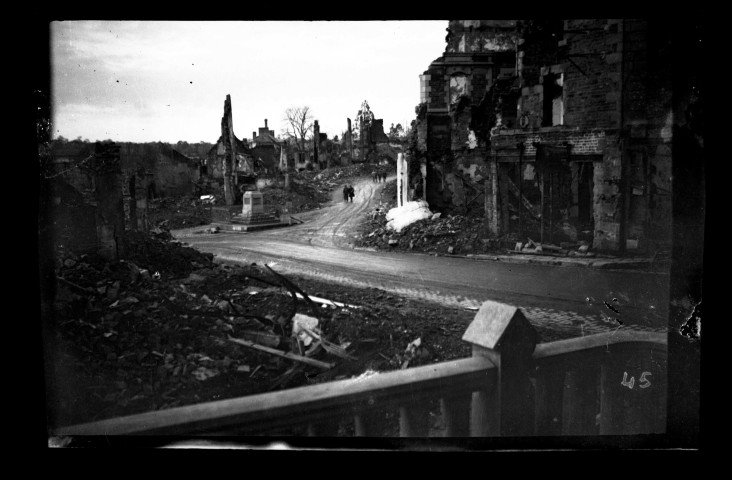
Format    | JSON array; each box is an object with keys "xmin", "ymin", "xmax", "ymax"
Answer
[{"xmin": 51, "ymin": 136, "xmax": 214, "ymax": 159}]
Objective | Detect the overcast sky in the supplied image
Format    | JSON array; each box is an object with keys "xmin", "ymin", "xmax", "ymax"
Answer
[{"xmin": 50, "ymin": 20, "xmax": 448, "ymax": 144}]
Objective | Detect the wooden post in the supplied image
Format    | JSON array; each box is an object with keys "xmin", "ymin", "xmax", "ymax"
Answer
[
  {"xmin": 399, "ymin": 403, "xmax": 430, "ymax": 437},
  {"xmin": 462, "ymin": 300, "xmax": 539, "ymax": 436},
  {"xmin": 353, "ymin": 401, "xmax": 386, "ymax": 436},
  {"xmin": 562, "ymin": 366, "xmax": 599, "ymax": 435},
  {"xmin": 534, "ymin": 363, "xmax": 565, "ymax": 436},
  {"xmin": 441, "ymin": 394, "xmax": 471, "ymax": 437}
]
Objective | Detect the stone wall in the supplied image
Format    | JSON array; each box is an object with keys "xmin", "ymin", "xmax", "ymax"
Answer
[{"xmin": 562, "ymin": 19, "xmax": 622, "ymax": 130}]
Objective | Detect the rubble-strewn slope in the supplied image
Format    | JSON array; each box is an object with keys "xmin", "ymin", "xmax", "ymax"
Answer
[{"xmin": 46, "ymin": 227, "xmax": 474, "ymax": 429}]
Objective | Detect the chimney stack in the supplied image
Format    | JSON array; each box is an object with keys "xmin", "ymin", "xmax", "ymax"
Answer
[
  {"xmin": 253, "ymin": 131, "xmax": 256, "ymax": 140},
  {"xmin": 264, "ymin": 119, "xmax": 268, "ymax": 128}
]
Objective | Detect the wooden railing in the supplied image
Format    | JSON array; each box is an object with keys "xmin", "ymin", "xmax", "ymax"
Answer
[{"xmin": 52, "ymin": 302, "xmax": 666, "ymax": 438}]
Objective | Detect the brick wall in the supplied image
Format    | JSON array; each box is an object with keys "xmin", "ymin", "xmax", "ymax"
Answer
[
  {"xmin": 592, "ymin": 134, "xmax": 622, "ymax": 250},
  {"xmin": 562, "ymin": 19, "xmax": 622, "ymax": 130},
  {"xmin": 446, "ymin": 20, "xmax": 517, "ymax": 54},
  {"xmin": 492, "ymin": 128, "xmax": 609, "ymax": 157},
  {"xmin": 428, "ymin": 68, "xmax": 448, "ymax": 110}
]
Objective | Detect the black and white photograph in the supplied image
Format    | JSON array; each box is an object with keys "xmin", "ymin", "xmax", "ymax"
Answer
[{"xmin": 36, "ymin": 18, "xmax": 703, "ymax": 452}]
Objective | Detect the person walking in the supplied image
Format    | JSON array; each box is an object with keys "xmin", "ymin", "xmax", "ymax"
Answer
[
  {"xmin": 348, "ymin": 184, "xmax": 355, "ymax": 202},
  {"xmin": 342, "ymin": 184, "xmax": 349, "ymax": 202}
]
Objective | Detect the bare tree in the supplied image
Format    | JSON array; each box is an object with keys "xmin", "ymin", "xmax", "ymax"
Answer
[{"xmin": 282, "ymin": 106, "xmax": 314, "ymax": 154}]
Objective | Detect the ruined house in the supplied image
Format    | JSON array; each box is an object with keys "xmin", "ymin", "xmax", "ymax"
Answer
[
  {"xmin": 205, "ymin": 95, "xmax": 256, "ymax": 203},
  {"xmin": 118, "ymin": 142, "xmax": 199, "ymax": 198},
  {"xmin": 49, "ymin": 140, "xmax": 199, "ymax": 234},
  {"xmin": 412, "ymin": 19, "xmax": 674, "ymax": 254},
  {"xmin": 250, "ymin": 119, "xmax": 282, "ymax": 174},
  {"xmin": 356, "ymin": 101, "xmax": 391, "ymax": 162},
  {"xmin": 46, "ymin": 142, "xmax": 132, "ymax": 258}
]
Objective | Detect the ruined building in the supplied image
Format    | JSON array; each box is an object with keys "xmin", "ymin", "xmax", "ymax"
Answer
[
  {"xmin": 356, "ymin": 101, "xmax": 390, "ymax": 162},
  {"xmin": 49, "ymin": 139, "xmax": 201, "ymax": 250},
  {"xmin": 250, "ymin": 118, "xmax": 282, "ymax": 173},
  {"xmin": 206, "ymin": 95, "xmax": 254, "ymax": 203},
  {"xmin": 412, "ymin": 20, "xmax": 675, "ymax": 254}
]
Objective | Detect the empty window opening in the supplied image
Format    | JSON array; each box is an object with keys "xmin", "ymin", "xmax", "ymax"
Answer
[
  {"xmin": 449, "ymin": 74, "xmax": 468, "ymax": 105},
  {"xmin": 542, "ymin": 73, "xmax": 564, "ymax": 126}
]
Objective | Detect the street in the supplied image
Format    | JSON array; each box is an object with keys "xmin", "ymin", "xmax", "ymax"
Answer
[{"xmin": 174, "ymin": 175, "xmax": 670, "ymax": 339}]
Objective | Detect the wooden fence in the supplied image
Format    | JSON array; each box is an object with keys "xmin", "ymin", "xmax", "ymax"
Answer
[{"xmin": 52, "ymin": 301, "xmax": 666, "ymax": 438}]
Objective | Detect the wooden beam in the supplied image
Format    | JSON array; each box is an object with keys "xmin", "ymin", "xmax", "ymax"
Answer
[
  {"xmin": 228, "ymin": 337, "xmax": 334, "ymax": 370},
  {"xmin": 54, "ymin": 356, "xmax": 494, "ymax": 436}
]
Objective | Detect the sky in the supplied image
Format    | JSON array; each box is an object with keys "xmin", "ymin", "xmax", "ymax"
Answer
[{"xmin": 50, "ymin": 20, "xmax": 448, "ymax": 144}]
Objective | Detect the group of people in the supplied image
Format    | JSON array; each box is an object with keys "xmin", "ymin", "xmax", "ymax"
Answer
[
  {"xmin": 342, "ymin": 184, "xmax": 355, "ymax": 203},
  {"xmin": 371, "ymin": 170, "xmax": 387, "ymax": 183}
]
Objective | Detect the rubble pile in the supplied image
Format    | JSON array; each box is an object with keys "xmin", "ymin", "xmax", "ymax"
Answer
[
  {"xmin": 354, "ymin": 188, "xmax": 601, "ymax": 258},
  {"xmin": 511, "ymin": 238, "xmax": 596, "ymax": 257},
  {"xmin": 47, "ymin": 228, "xmax": 473, "ymax": 428},
  {"xmin": 356, "ymin": 211, "xmax": 497, "ymax": 255},
  {"xmin": 147, "ymin": 196, "xmax": 213, "ymax": 230},
  {"xmin": 261, "ymin": 164, "xmax": 379, "ymax": 214}
]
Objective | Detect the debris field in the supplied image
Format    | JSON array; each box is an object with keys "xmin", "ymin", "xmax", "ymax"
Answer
[{"xmin": 47, "ymin": 227, "xmax": 475, "ymax": 428}]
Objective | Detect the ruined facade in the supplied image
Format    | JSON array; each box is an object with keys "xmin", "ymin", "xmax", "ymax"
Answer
[
  {"xmin": 250, "ymin": 118, "xmax": 281, "ymax": 173},
  {"xmin": 356, "ymin": 101, "xmax": 390, "ymax": 162},
  {"xmin": 412, "ymin": 20, "xmax": 519, "ymax": 217},
  {"xmin": 412, "ymin": 20, "xmax": 674, "ymax": 253},
  {"xmin": 206, "ymin": 95, "xmax": 255, "ymax": 202},
  {"xmin": 49, "ymin": 140, "xmax": 199, "ymax": 236}
]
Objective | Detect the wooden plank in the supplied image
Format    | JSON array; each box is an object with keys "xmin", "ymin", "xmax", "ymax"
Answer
[
  {"xmin": 534, "ymin": 363, "xmax": 565, "ymax": 436},
  {"xmin": 238, "ymin": 330, "xmax": 284, "ymax": 348},
  {"xmin": 55, "ymin": 356, "xmax": 494, "ymax": 436},
  {"xmin": 307, "ymin": 420, "xmax": 339, "ymax": 436},
  {"xmin": 505, "ymin": 175, "xmax": 541, "ymax": 220},
  {"xmin": 441, "ymin": 394, "xmax": 471, "ymax": 437},
  {"xmin": 470, "ymin": 388, "xmax": 499, "ymax": 436},
  {"xmin": 228, "ymin": 337, "xmax": 334, "ymax": 370},
  {"xmin": 399, "ymin": 403, "xmax": 430, "ymax": 437},
  {"xmin": 354, "ymin": 408, "xmax": 386, "ymax": 437},
  {"xmin": 534, "ymin": 331, "xmax": 667, "ymax": 361},
  {"xmin": 562, "ymin": 366, "xmax": 599, "ymax": 435}
]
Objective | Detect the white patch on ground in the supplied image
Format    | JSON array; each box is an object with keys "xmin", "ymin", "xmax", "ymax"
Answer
[{"xmin": 385, "ymin": 201, "xmax": 433, "ymax": 232}]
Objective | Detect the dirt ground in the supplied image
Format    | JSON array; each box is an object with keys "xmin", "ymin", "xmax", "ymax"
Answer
[{"xmin": 46, "ymin": 226, "xmax": 474, "ymax": 429}]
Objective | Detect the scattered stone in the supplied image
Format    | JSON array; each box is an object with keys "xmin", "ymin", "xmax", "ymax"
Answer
[
  {"xmin": 63, "ymin": 259, "xmax": 77, "ymax": 268},
  {"xmin": 578, "ymin": 245, "xmax": 589, "ymax": 253},
  {"xmin": 431, "ymin": 213, "xmax": 442, "ymax": 220},
  {"xmin": 447, "ymin": 246, "xmax": 455, "ymax": 254},
  {"xmin": 139, "ymin": 269, "xmax": 152, "ymax": 282},
  {"xmin": 214, "ymin": 299, "xmax": 232, "ymax": 312},
  {"xmin": 185, "ymin": 273, "xmax": 207, "ymax": 283}
]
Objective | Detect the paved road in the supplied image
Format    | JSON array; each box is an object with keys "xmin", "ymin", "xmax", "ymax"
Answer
[{"xmin": 174, "ymin": 175, "xmax": 670, "ymax": 338}]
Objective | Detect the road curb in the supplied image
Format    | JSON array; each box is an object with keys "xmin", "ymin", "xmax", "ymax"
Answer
[{"xmin": 383, "ymin": 250, "xmax": 665, "ymax": 272}]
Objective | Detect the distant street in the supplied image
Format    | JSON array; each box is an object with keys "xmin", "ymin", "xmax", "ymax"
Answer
[{"xmin": 174, "ymin": 175, "xmax": 670, "ymax": 339}]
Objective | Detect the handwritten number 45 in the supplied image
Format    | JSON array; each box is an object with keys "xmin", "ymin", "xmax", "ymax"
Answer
[{"xmin": 621, "ymin": 371, "xmax": 651, "ymax": 389}]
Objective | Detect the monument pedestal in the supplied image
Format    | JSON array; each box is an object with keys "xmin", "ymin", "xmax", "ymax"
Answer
[{"xmin": 213, "ymin": 190, "xmax": 288, "ymax": 232}]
